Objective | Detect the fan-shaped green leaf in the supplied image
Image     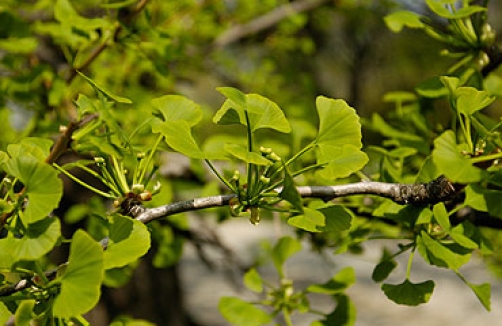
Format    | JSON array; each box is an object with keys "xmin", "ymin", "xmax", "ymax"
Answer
[
  {"xmin": 288, "ymin": 207, "xmax": 325, "ymax": 232},
  {"xmin": 53, "ymin": 230, "xmax": 104, "ymax": 318},
  {"xmin": 465, "ymin": 281, "xmax": 491, "ymax": 311},
  {"xmin": 316, "ymin": 144, "xmax": 368, "ymax": 179},
  {"xmin": 13, "ymin": 218, "xmax": 60, "ymax": 261},
  {"xmin": 417, "ymin": 231, "xmax": 471, "ymax": 270},
  {"xmin": 425, "ymin": 0, "xmax": 486, "ymax": 19},
  {"xmin": 246, "ymin": 94, "xmax": 290, "ymax": 133},
  {"xmin": 3, "ymin": 156, "xmax": 63, "ymax": 224},
  {"xmin": 152, "ymin": 120, "xmax": 205, "ymax": 159},
  {"xmin": 218, "ymin": 297, "xmax": 272, "ymax": 326},
  {"xmin": 316, "ymin": 97, "xmax": 363, "ymax": 147},
  {"xmin": 214, "ymin": 89, "xmax": 290, "ymax": 133},
  {"xmin": 216, "ymin": 87, "xmax": 247, "ymax": 108},
  {"xmin": 151, "ymin": 95, "xmax": 202, "ymax": 126},
  {"xmin": 7, "ymin": 137, "xmax": 53, "ymax": 161},
  {"xmin": 456, "ymin": 87, "xmax": 495, "ymax": 115},
  {"xmin": 318, "ymin": 205, "xmax": 352, "ymax": 232},
  {"xmin": 382, "ymin": 279, "xmax": 434, "ymax": 306},
  {"xmin": 384, "ymin": 11, "xmax": 424, "ymax": 33},
  {"xmin": 224, "ymin": 144, "xmax": 271, "ymax": 165},
  {"xmin": 243, "ymin": 268, "xmax": 263, "ymax": 293},
  {"xmin": 77, "ymin": 71, "xmax": 132, "ymax": 104},
  {"xmin": 432, "ymin": 131, "xmax": 484, "ymax": 182},
  {"xmin": 15, "ymin": 300, "xmax": 34, "ymax": 326},
  {"xmin": 104, "ymin": 215, "xmax": 151, "ymax": 269},
  {"xmin": 464, "ymin": 184, "xmax": 502, "ymax": 218},
  {"xmin": 307, "ymin": 267, "xmax": 356, "ymax": 294}
]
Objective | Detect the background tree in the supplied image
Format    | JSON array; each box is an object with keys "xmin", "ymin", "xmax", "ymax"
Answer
[{"xmin": 1, "ymin": 0, "xmax": 502, "ymax": 325}]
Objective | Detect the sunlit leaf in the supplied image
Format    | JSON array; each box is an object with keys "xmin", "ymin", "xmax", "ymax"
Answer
[
  {"xmin": 224, "ymin": 144, "xmax": 271, "ymax": 165},
  {"xmin": 218, "ymin": 297, "xmax": 272, "ymax": 326},
  {"xmin": 13, "ymin": 218, "xmax": 61, "ymax": 261},
  {"xmin": 77, "ymin": 71, "xmax": 132, "ymax": 104},
  {"xmin": 243, "ymin": 268, "xmax": 263, "ymax": 293},
  {"xmin": 246, "ymin": 94, "xmax": 290, "ymax": 133},
  {"xmin": 384, "ymin": 11, "xmax": 424, "ymax": 33},
  {"xmin": 288, "ymin": 207, "xmax": 325, "ymax": 232},
  {"xmin": 307, "ymin": 267, "xmax": 356, "ymax": 294},
  {"xmin": 432, "ymin": 130, "xmax": 484, "ymax": 182},
  {"xmin": 425, "ymin": 0, "xmax": 486, "ymax": 19},
  {"xmin": 315, "ymin": 97, "xmax": 363, "ymax": 147},
  {"xmin": 7, "ymin": 137, "xmax": 53, "ymax": 161},
  {"xmin": 316, "ymin": 144, "xmax": 368, "ymax": 179},
  {"xmin": 214, "ymin": 89, "xmax": 290, "ymax": 133},
  {"xmin": 151, "ymin": 95, "xmax": 202, "ymax": 126},
  {"xmin": 152, "ymin": 120, "xmax": 205, "ymax": 159},
  {"xmin": 382, "ymin": 279, "xmax": 434, "ymax": 306},
  {"xmin": 104, "ymin": 215, "xmax": 151, "ymax": 269},
  {"xmin": 433, "ymin": 203, "xmax": 451, "ymax": 231},
  {"xmin": 3, "ymin": 156, "xmax": 63, "ymax": 223},
  {"xmin": 449, "ymin": 224, "xmax": 479, "ymax": 250},
  {"xmin": 53, "ymin": 230, "xmax": 104, "ymax": 318},
  {"xmin": 0, "ymin": 303, "xmax": 11, "ymax": 325},
  {"xmin": 455, "ymin": 87, "xmax": 495, "ymax": 115},
  {"xmin": 417, "ymin": 231, "xmax": 471, "ymax": 270},
  {"xmin": 15, "ymin": 300, "xmax": 35, "ymax": 326},
  {"xmin": 217, "ymin": 87, "xmax": 247, "ymax": 108},
  {"xmin": 464, "ymin": 184, "xmax": 502, "ymax": 218},
  {"xmin": 465, "ymin": 281, "xmax": 491, "ymax": 311}
]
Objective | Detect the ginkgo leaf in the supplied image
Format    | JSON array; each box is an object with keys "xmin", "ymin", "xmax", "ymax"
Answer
[
  {"xmin": 3, "ymin": 156, "xmax": 63, "ymax": 224},
  {"xmin": 53, "ymin": 230, "xmax": 104, "ymax": 318}
]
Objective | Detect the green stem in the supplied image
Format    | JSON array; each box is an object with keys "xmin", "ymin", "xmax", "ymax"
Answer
[
  {"xmin": 205, "ymin": 159, "xmax": 236, "ymax": 192},
  {"xmin": 244, "ymin": 110, "xmax": 257, "ymax": 198},
  {"xmin": 111, "ymin": 156, "xmax": 130, "ymax": 194},
  {"xmin": 282, "ymin": 307, "xmax": 294, "ymax": 326},
  {"xmin": 470, "ymin": 151, "xmax": 502, "ymax": 164},
  {"xmin": 53, "ymin": 163, "xmax": 116, "ymax": 199},
  {"xmin": 137, "ymin": 134, "xmax": 163, "ymax": 185},
  {"xmin": 34, "ymin": 262, "xmax": 49, "ymax": 284},
  {"xmin": 406, "ymin": 244, "xmax": 416, "ymax": 280},
  {"xmin": 100, "ymin": 162, "xmax": 123, "ymax": 196},
  {"xmin": 267, "ymin": 142, "xmax": 316, "ymax": 183}
]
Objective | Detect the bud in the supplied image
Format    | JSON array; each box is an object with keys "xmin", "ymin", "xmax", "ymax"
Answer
[
  {"xmin": 132, "ymin": 183, "xmax": 145, "ymax": 195},
  {"xmin": 139, "ymin": 191, "xmax": 152, "ymax": 201},
  {"xmin": 480, "ymin": 23, "xmax": 495, "ymax": 46},
  {"xmin": 94, "ymin": 157, "xmax": 105, "ymax": 165},
  {"xmin": 249, "ymin": 207, "xmax": 260, "ymax": 225},
  {"xmin": 151, "ymin": 181, "xmax": 162, "ymax": 195},
  {"xmin": 260, "ymin": 146, "xmax": 273, "ymax": 155},
  {"xmin": 231, "ymin": 170, "xmax": 240, "ymax": 181},
  {"xmin": 259, "ymin": 175, "xmax": 270, "ymax": 184},
  {"xmin": 268, "ymin": 152, "xmax": 281, "ymax": 162}
]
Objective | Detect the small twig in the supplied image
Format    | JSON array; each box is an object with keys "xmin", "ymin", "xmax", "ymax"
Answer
[
  {"xmin": 135, "ymin": 176, "xmax": 457, "ymax": 223},
  {"xmin": 45, "ymin": 113, "xmax": 99, "ymax": 164},
  {"xmin": 214, "ymin": 0, "xmax": 331, "ymax": 47}
]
